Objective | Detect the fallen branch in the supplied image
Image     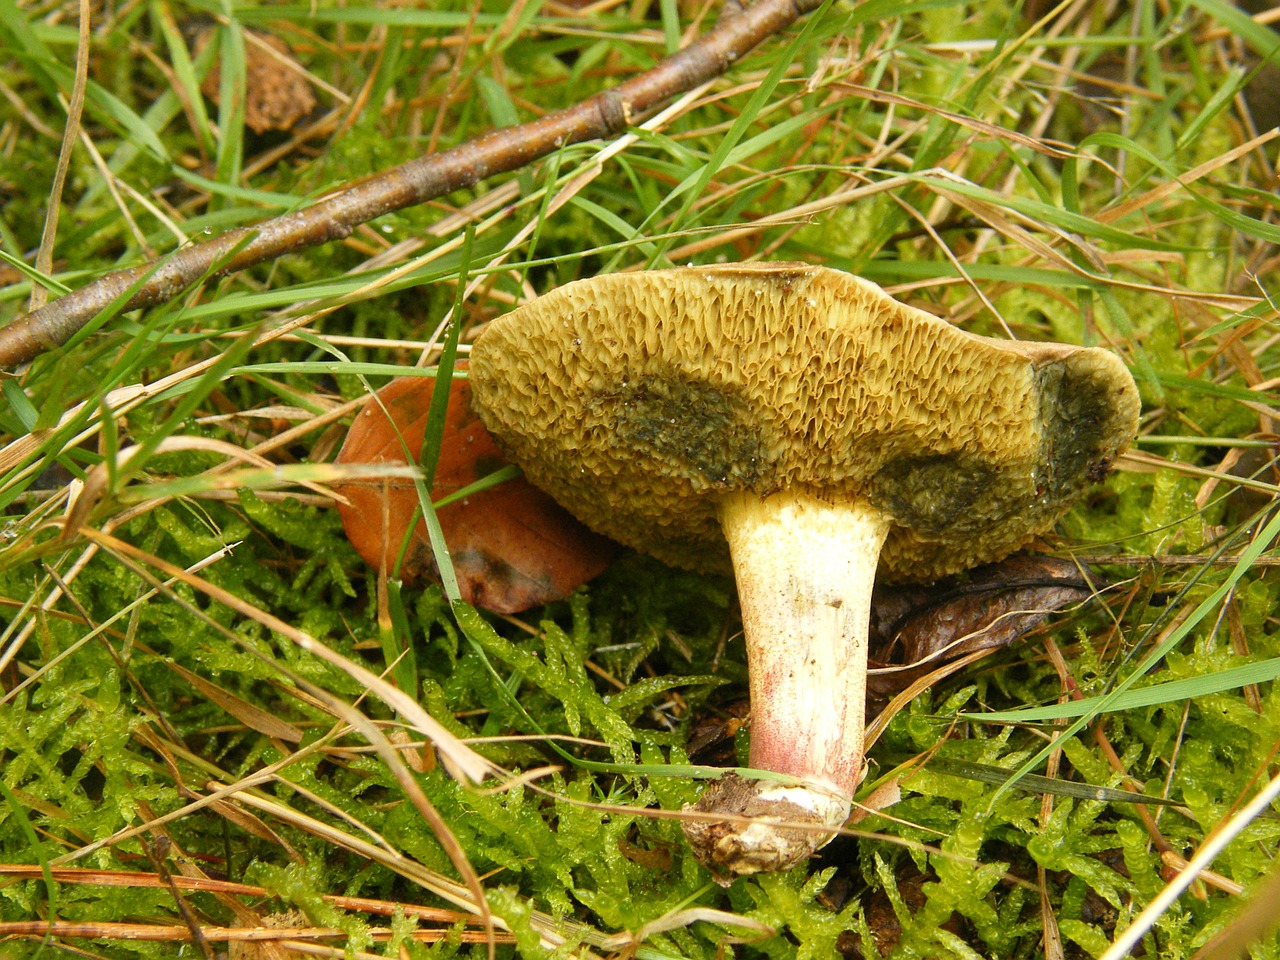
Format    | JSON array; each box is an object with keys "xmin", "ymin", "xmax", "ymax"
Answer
[{"xmin": 0, "ymin": 0, "xmax": 824, "ymax": 369}]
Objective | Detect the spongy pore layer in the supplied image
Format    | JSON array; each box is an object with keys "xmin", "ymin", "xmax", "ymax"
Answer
[{"xmin": 469, "ymin": 263, "xmax": 1139, "ymax": 581}]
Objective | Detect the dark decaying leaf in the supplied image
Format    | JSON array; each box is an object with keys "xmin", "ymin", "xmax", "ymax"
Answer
[
  {"xmin": 192, "ymin": 26, "xmax": 319, "ymax": 134},
  {"xmin": 684, "ymin": 698, "xmax": 751, "ymax": 766},
  {"xmin": 866, "ymin": 554, "xmax": 1101, "ymax": 703},
  {"xmin": 334, "ymin": 376, "xmax": 616, "ymax": 614}
]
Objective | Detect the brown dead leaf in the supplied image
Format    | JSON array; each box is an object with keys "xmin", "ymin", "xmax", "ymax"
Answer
[
  {"xmin": 617, "ymin": 834, "xmax": 673, "ymax": 872},
  {"xmin": 334, "ymin": 376, "xmax": 616, "ymax": 613},
  {"xmin": 867, "ymin": 554, "xmax": 1100, "ymax": 704},
  {"xmin": 193, "ymin": 26, "xmax": 317, "ymax": 134},
  {"xmin": 684, "ymin": 698, "xmax": 750, "ymax": 765}
]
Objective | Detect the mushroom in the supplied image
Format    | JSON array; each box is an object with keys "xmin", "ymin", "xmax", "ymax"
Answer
[{"xmin": 467, "ymin": 263, "xmax": 1140, "ymax": 878}]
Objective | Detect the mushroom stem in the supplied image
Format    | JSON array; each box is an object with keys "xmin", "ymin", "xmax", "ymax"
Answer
[{"xmin": 681, "ymin": 489, "xmax": 890, "ymax": 878}]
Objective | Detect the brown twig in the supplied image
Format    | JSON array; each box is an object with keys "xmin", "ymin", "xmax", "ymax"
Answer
[{"xmin": 0, "ymin": 0, "xmax": 824, "ymax": 369}]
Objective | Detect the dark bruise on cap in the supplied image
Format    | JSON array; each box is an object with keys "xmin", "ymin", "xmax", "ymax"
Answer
[{"xmin": 469, "ymin": 263, "xmax": 1140, "ymax": 582}]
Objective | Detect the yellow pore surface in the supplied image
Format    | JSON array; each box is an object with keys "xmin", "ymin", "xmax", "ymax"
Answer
[{"xmin": 469, "ymin": 264, "xmax": 1139, "ymax": 581}]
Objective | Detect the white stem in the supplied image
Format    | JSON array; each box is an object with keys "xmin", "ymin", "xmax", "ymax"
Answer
[
  {"xmin": 682, "ymin": 489, "xmax": 890, "ymax": 878},
  {"xmin": 722, "ymin": 489, "xmax": 889, "ymax": 796}
]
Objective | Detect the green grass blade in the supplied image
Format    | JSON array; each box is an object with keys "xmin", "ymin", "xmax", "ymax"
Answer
[
  {"xmin": 966, "ymin": 656, "xmax": 1280, "ymax": 723},
  {"xmin": 983, "ymin": 505, "xmax": 1280, "ymax": 807}
]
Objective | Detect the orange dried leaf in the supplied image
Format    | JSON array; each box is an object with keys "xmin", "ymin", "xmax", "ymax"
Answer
[{"xmin": 335, "ymin": 376, "xmax": 615, "ymax": 613}]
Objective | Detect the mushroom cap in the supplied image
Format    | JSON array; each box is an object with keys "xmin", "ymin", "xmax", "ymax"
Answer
[{"xmin": 468, "ymin": 263, "xmax": 1139, "ymax": 582}]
